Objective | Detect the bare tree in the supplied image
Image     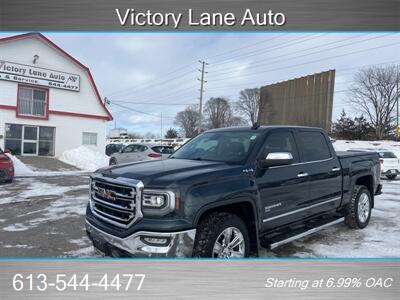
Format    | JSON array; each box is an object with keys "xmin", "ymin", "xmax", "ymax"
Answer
[
  {"xmin": 236, "ymin": 88, "xmax": 261, "ymax": 126},
  {"xmin": 165, "ymin": 128, "xmax": 179, "ymax": 139},
  {"xmin": 204, "ymin": 97, "xmax": 239, "ymax": 129},
  {"xmin": 174, "ymin": 105, "xmax": 200, "ymax": 138},
  {"xmin": 348, "ymin": 65, "xmax": 399, "ymax": 139}
]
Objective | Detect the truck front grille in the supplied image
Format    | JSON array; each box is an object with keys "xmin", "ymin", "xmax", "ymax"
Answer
[{"xmin": 90, "ymin": 178, "xmax": 141, "ymax": 228}]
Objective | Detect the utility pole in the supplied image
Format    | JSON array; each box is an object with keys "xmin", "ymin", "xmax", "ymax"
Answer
[
  {"xmin": 198, "ymin": 60, "xmax": 208, "ymax": 134},
  {"xmin": 160, "ymin": 112, "xmax": 163, "ymax": 140},
  {"xmin": 397, "ymin": 65, "xmax": 399, "ymax": 141}
]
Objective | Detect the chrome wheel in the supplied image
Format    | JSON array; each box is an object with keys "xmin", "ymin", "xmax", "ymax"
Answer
[
  {"xmin": 358, "ymin": 192, "xmax": 370, "ymax": 223},
  {"xmin": 212, "ymin": 227, "xmax": 245, "ymax": 258}
]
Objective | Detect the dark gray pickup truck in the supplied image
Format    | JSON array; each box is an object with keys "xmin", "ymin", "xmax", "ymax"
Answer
[{"xmin": 86, "ymin": 126, "xmax": 382, "ymax": 258}]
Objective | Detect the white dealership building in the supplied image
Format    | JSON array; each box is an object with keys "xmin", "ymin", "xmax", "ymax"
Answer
[{"xmin": 0, "ymin": 33, "xmax": 112, "ymax": 157}]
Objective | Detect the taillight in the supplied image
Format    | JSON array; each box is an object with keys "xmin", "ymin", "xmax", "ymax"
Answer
[{"xmin": 148, "ymin": 153, "xmax": 161, "ymax": 158}]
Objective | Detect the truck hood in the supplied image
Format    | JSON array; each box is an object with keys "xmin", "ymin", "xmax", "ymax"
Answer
[{"xmin": 98, "ymin": 158, "xmax": 242, "ymax": 187}]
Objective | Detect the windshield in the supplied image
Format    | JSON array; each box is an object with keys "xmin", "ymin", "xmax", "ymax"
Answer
[
  {"xmin": 378, "ymin": 152, "xmax": 397, "ymax": 159},
  {"xmin": 171, "ymin": 131, "xmax": 261, "ymax": 164}
]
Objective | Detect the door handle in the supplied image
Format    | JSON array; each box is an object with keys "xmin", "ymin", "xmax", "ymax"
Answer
[
  {"xmin": 332, "ymin": 167, "xmax": 341, "ymax": 172},
  {"xmin": 297, "ymin": 172, "xmax": 309, "ymax": 178}
]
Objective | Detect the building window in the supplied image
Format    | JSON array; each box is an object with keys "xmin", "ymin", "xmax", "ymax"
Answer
[
  {"xmin": 82, "ymin": 132, "xmax": 97, "ymax": 145},
  {"xmin": 17, "ymin": 85, "xmax": 48, "ymax": 118}
]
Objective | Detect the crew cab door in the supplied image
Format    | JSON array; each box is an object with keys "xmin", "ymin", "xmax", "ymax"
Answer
[
  {"xmin": 296, "ymin": 130, "xmax": 342, "ymax": 217},
  {"xmin": 255, "ymin": 130, "xmax": 310, "ymax": 232}
]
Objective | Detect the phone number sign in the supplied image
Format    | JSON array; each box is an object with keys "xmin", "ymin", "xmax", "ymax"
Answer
[{"xmin": 0, "ymin": 60, "xmax": 80, "ymax": 92}]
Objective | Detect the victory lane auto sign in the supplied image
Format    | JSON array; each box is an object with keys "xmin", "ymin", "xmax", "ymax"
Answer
[{"xmin": 0, "ymin": 60, "xmax": 80, "ymax": 91}]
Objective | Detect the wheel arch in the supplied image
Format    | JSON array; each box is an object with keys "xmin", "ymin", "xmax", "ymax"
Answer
[
  {"xmin": 194, "ymin": 198, "xmax": 259, "ymax": 256},
  {"xmin": 354, "ymin": 174, "xmax": 374, "ymax": 208}
]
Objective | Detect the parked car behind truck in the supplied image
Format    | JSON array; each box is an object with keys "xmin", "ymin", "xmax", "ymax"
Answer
[
  {"xmin": 86, "ymin": 126, "xmax": 382, "ymax": 258},
  {"xmin": 348, "ymin": 148, "xmax": 399, "ymax": 180},
  {"xmin": 0, "ymin": 147, "xmax": 14, "ymax": 183},
  {"xmin": 109, "ymin": 143, "xmax": 174, "ymax": 165}
]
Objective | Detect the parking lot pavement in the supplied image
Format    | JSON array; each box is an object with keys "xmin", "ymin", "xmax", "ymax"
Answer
[
  {"xmin": 0, "ymin": 175, "xmax": 101, "ymax": 258},
  {"xmin": 0, "ymin": 176, "xmax": 399, "ymax": 258}
]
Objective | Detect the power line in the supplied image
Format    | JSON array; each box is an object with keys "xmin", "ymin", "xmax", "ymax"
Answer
[
  {"xmin": 109, "ymin": 86, "xmax": 197, "ymax": 105},
  {"xmin": 205, "ymin": 34, "xmax": 285, "ymax": 60},
  {"xmin": 109, "ymin": 101, "xmax": 175, "ymax": 119},
  {"xmin": 108, "ymin": 67, "xmax": 197, "ymax": 98},
  {"xmin": 112, "ymin": 101, "xmax": 197, "ymax": 106},
  {"xmin": 207, "ymin": 42, "xmax": 400, "ymax": 82},
  {"xmin": 208, "ymin": 34, "xmax": 325, "ymax": 67},
  {"xmin": 208, "ymin": 33, "xmax": 381, "ymax": 76}
]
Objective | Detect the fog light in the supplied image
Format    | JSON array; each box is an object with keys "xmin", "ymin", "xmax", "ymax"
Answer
[{"xmin": 141, "ymin": 236, "xmax": 169, "ymax": 246}]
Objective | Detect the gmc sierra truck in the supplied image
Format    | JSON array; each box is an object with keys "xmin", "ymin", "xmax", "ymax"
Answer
[{"xmin": 86, "ymin": 126, "xmax": 382, "ymax": 258}]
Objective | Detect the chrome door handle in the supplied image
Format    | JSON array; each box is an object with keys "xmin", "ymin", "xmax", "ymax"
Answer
[
  {"xmin": 332, "ymin": 167, "xmax": 341, "ymax": 172},
  {"xmin": 297, "ymin": 172, "xmax": 309, "ymax": 178}
]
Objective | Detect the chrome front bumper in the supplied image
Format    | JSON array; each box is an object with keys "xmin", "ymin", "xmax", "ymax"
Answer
[{"xmin": 86, "ymin": 220, "xmax": 196, "ymax": 258}]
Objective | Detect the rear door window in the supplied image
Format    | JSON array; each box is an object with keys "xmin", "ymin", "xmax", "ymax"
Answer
[{"xmin": 299, "ymin": 131, "xmax": 332, "ymax": 162}]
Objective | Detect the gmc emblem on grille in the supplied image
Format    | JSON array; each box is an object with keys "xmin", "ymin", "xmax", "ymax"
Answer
[{"xmin": 97, "ymin": 187, "xmax": 116, "ymax": 201}]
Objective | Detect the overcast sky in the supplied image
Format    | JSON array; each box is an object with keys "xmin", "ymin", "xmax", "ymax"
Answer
[{"xmin": 1, "ymin": 32, "xmax": 399, "ymax": 136}]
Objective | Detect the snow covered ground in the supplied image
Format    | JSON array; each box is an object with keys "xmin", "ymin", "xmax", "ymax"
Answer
[{"xmin": 0, "ymin": 175, "xmax": 398, "ymax": 258}]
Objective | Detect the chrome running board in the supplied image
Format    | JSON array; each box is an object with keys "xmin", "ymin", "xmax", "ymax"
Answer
[{"xmin": 269, "ymin": 217, "xmax": 344, "ymax": 250}]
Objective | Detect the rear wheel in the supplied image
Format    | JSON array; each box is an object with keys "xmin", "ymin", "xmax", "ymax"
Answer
[
  {"xmin": 386, "ymin": 174, "xmax": 397, "ymax": 180},
  {"xmin": 345, "ymin": 185, "xmax": 372, "ymax": 229},
  {"xmin": 192, "ymin": 212, "xmax": 250, "ymax": 258}
]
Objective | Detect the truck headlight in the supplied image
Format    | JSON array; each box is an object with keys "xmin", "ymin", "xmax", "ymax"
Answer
[
  {"xmin": 143, "ymin": 194, "xmax": 166, "ymax": 208},
  {"xmin": 142, "ymin": 190, "xmax": 176, "ymax": 216}
]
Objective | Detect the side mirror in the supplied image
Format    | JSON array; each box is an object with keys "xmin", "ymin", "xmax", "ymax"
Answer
[
  {"xmin": 4, "ymin": 148, "xmax": 11, "ymax": 154},
  {"xmin": 259, "ymin": 152, "xmax": 293, "ymax": 168}
]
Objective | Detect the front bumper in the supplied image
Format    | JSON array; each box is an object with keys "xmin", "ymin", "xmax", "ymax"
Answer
[{"xmin": 86, "ymin": 220, "xmax": 196, "ymax": 257}]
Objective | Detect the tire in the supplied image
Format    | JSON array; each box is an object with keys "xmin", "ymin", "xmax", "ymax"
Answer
[
  {"xmin": 192, "ymin": 212, "xmax": 250, "ymax": 258},
  {"xmin": 109, "ymin": 158, "xmax": 117, "ymax": 166},
  {"xmin": 345, "ymin": 185, "xmax": 372, "ymax": 229},
  {"xmin": 6, "ymin": 178, "xmax": 13, "ymax": 184},
  {"xmin": 386, "ymin": 174, "xmax": 397, "ymax": 180}
]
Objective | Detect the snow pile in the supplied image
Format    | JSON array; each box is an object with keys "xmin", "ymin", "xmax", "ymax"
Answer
[
  {"xmin": 59, "ymin": 146, "xmax": 109, "ymax": 172},
  {"xmin": 333, "ymin": 140, "xmax": 400, "ymax": 158},
  {"xmin": 6, "ymin": 154, "xmax": 35, "ymax": 176}
]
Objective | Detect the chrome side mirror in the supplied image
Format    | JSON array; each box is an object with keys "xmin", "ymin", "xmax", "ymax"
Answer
[{"xmin": 259, "ymin": 152, "xmax": 293, "ymax": 168}]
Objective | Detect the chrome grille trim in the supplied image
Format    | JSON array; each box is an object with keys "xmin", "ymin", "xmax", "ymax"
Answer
[{"xmin": 89, "ymin": 173, "xmax": 144, "ymax": 228}]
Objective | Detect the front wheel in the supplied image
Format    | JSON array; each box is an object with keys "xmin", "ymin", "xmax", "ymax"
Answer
[
  {"xmin": 345, "ymin": 185, "xmax": 372, "ymax": 229},
  {"xmin": 192, "ymin": 212, "xmax": 250, "ymax": 258},
  {"xmin": 109, "ymin": 157, "xmax": 117, "ymax": 166}
]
